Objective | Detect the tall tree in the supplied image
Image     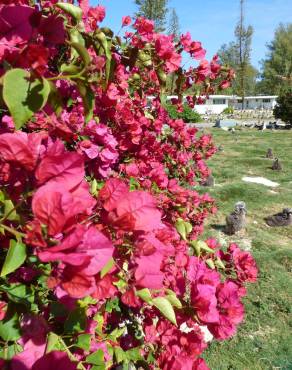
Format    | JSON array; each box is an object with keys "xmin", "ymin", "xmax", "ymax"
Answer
[
  {"xmin": 218, "ymin": 42, "xmax": 258, "ymax": 96},
  {"xmin": 135, "ymin": 0, "xmax": 168, "ymax": 33},
  {"xmin": 235, "ymin": 0, "xmax": 253, "ymax": 108},
  {"xmin": 168, "ymin": 8, "xmax": 180, "ymax": 41},
  {"xmin": 217, "ymin": 0, "xmax": 254, "ymax": 105},
  {"xmin": 167, "ymin": 8, "xmax": 180, "ymax": 94},
  {"xmin": 259, "ymin": 23, "xmax": 292, "ymax": 94}
]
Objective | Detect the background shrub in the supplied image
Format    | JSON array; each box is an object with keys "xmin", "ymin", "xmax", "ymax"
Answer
[{"xmin": 274, "ymin": 88, "xmax": 292, "ymax": 124}]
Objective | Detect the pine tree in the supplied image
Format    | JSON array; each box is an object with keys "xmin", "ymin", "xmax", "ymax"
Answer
[
  {"xmin": 259, "ymin": 23, "xmax": 292, "ymax": 94},
  {"xmin": 167, "ymin": 8, "xmax": 180, "ymax": 93},
  {"xmin": 168, "ymin": 8, "xmax": 180, "ymax": 41},
  {"xmin": 217, "ymin": 0, "xmax": 255, "ymax": 104},
  {"xmin": 235, "ymin": 0, "xmax": 253, "ymax": 109},
  {"xmin": 135, "ymin": 0, "xmax": 168, "ymax": 33}
]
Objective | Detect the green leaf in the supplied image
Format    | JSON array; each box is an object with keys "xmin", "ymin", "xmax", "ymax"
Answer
[
  {"xmin": 86, "ymin": 349, "xmax": 104, "ymax": 365},
  {"xmin": 75, "ymin": 333, "xmax": 91, "ymax": 351},
  {"xmin": 175, "ymin": 218, "xmax": 187, "ymax": 241},
  {"xmin": 190, "ymin": 240, "xmax": 215, "ymax": 256},
  {"xmin": 184, "ymin": 221, "xmax": 192, "ymax": 234},
  {"xmin": 215, "ymin": 257, "xmax": 226, "ymax": 270},
  {"xmin": 50, "ymin": 301, "xmax": 68, "ymax": 318},
  {"xmin": 46, "ymin": 332, "xmax": 61, "ymax": 353},
  {"xmin": 114, "ymin": 347, "xmax": 126, "ymax": 363},
  {"xmin": 3, "ymin": 69, "xmax": 50, "ymax": 129},
  {"xmin": 100, "ymin": 257, "xmax": 115, "ymax": 278},
  {"xmin": 64, "ymin": 307, "xmax": 87, "ymax": 333},
  {"xmin": 3, "ymin": 199, "xmax": 18, "ymax": 221},
  {"xmin": 60, "ymin": 64, "xmax": 81, "ymax": 75},
  {"xmin": 0, "ymin": 304, "xmax": 21, "ymax": 341},
  {"xmin": 105, "ymin": 297, "xmax": 120, "ymax": 313},
  {"xmin": 76, "ymin": 81, "xmax": 95, "ymax": 122},
  {"xmin": 136, "ymin": 288, "xmax": 152, "ymax": 304},
  {"xmin": 125, "ymin": 347, "xmax": 142, "ymax": 362},
  {"xmin": 3, "ymin": 284, "xmax": 34, "ymax": 307},
  {"xmin": 56, "ymin": 2, "xmax": 82, "ymax": 21},
  {"xmin": 1, "ymin": 240, "xmax": 26, "ymax": 277},
  {"xmin": 197, "ymin": 240, "xmax": 215, "ymax": 253},
  {"xmin": 152, "ymin": 297, "xmax": 177, "ymax": 325},
  {"xmin": 78, "ymin": 296, "xmax": 97, "ymax": 308},
  {"xmin": 165, "ymin": 292, "xmax": 182, "ymax": 309},
  {"xmin": 108, "ymin": 327, "xmax": 125, "ymax": 342},
  {"xmin": 0, "ymin": 343, "xmax": 22, "ymax": 360},
  {"xmin": 47, "ymin": 82, "xmax": 63, "ymax": 115},
  {"xmin": 70, "ymin": 29, "xmax": 85, "ymax": 46},
  {"xmin": 206, "ymin": 258, "xmax": 215, "ymax": 270},
  {"xmin": 70, "ymin": 42, "xmax": 91, "ymax": 68}
]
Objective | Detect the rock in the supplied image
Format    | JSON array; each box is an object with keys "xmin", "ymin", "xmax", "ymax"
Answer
[{"xmin": 242, "ymin": 176, "xmax": 279, "ymax": 187}]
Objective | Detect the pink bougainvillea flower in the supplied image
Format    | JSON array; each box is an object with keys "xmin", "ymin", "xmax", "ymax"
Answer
[
  {"xmin": 133, "ymin": 17, "xmax": 154, "ymax": 41},
  {"xmin": 216, "ymin": 281, "xmax": 244, "ymax": 325},
  {"xmin": 0, "ymin": 301, "xmax": 7, "ymax": 320},
  {"xmin": 11, "ymin": 314, "xmax": 48, "ymax": 370},
  {"xmin": 61, "ymin": 267, "xmax": 97, "ymax": 298},
  {"xmin": 135, "ymin": 252, "xmax": 164, "ymax": 289},
  {"xmin": 190, "ymin": 41, "xmax": 206, "ymax": 60},
  {"xmin": 0, "ymin": 5, "xmax": 35, "ymax": 57},
  {"xmin": 32, "ymin": 185, "xmax": 70, "ymax": 236},
  {"xmin": 0, "ymin": 132, "xmax": 43, "ymax": 171},
  {"xmin": 219, "ymin": 80, "xmax": 231, "ymax": 89},
  {"xmin": 39, "ymin": 15, "xmax": 66, "ymax": 44},
  {"xmin": 99, "ymin": 178, "xmax": 129, "ymax": 211},
  {"xmin": 31, "ymin": 351, "xmax": 77, "ymax": 370},
  {"xmin": 193, "ymin": 358, "xmax": 210, "ymax": 370},
  {"xmin": 228, "ymin": 244, "xmax": 258, "ymax": 282},
  {"xmin": 38, "ymin": 225, "xmax": 114, "ymax": 276},
  {"xmin": 35, "ymin": 142, "xmax": 85, "ymax": 189},
  {"xmin": 166, "ymin": 52, "xmax": 182, "ymax": 72},
  {"xmin": 11, "ymin": 339, "xmax": 46, "ymax": 370},
  {"xmin": 32, "ymin": 181, "xmax": 95, "ymax": 236},
  {"xmin": 114, "ymin": 190, "xmax": 162, "ymax": 232},
  {"xmin": 88, "ymin": 5, "xmax": 105, "ymax": 29},
  {"xmin": 122, "ymin": 15, "xmax": 132, "ymax": 27},
  {"xmin": 93, "ymin": 274, "xmax": 118, "ymax": 300},
  {"xmin": 191, "ymin": 283, "xmax": 219, "ymax": 323}
]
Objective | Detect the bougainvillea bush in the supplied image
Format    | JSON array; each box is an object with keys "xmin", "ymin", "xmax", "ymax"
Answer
[{"xmin": 0, "ymin": 1, "xmax": 257, "ymax": 369}]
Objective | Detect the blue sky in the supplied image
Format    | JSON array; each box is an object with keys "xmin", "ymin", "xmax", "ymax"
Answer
[{"xmin": 91, "ymin": 0, "xmax": 292, "ymax": 70}]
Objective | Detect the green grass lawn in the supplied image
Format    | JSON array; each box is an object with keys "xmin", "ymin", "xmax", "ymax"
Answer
[{"xmin": 198, "ymin": 129, "xmax": 292, "ymax": 370}]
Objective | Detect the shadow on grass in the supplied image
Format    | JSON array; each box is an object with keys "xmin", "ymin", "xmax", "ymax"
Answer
[{"xmin": 210, "ymin": 223, "xmax": 228, "ymax": 234}]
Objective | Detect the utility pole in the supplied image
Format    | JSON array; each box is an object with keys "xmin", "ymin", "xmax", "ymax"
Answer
[
  {"xmin": 235, "ymin": 0, "xmax": 253, "ymax": 110},
  {"xmin": 239, "ymin": 0, "xmax": 244, "ymax": 109}
]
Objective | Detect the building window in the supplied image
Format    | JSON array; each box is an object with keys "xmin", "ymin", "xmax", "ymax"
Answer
[
  {"xmin": 237, "ymin": 99, "xmax": 242, "ymax": 103},
  {"xmin": 212, "ymin": 99, "xmax": 226, "ymax": 105},
  {"xmin": 263, "ymin": 99, "xmax": 271, "ymax": 103}
]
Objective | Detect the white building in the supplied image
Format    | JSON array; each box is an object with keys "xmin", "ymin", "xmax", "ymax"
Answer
[
  {"xmin": 232, "ymin": 96, "xmax": 278, "ymax": 110},
  {"xmin": 193, "ymin": 95, "xmax": 230, "ymax": 115},
  {"xmin": 192, "ymin": 95, "xmax": 278, "ymax": 114}
]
